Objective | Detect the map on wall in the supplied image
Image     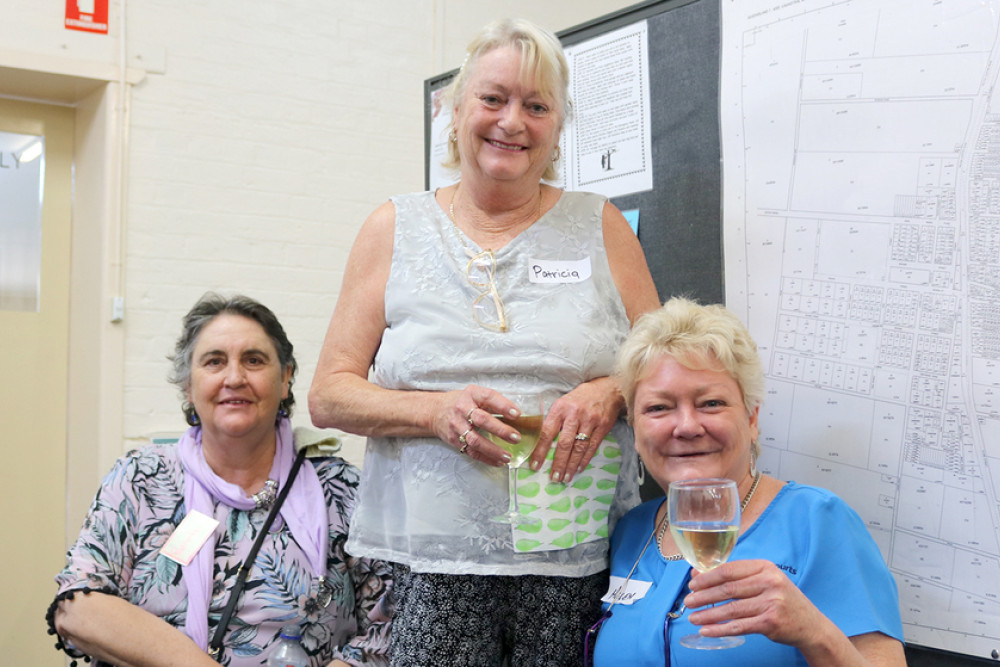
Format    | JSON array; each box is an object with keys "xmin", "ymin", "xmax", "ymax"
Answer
[{"xmin": 721, "ymin": 0, "xmax": 1000, "ymax": 658}]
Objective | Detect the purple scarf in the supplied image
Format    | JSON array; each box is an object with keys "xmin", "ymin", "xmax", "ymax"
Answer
[{"xmin": 175, "ymin": 418, "xmax": 327, "ymax": 650}]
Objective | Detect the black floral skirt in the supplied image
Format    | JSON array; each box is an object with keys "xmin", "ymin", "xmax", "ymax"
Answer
[{"xmin": 388, "ymin": 563, "xmax": 608, "ymax": 667}]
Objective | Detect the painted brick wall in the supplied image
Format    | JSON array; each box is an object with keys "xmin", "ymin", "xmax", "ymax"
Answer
[
  {"xmin": 117, "ymin": 0, "xmax": 635, "ymax": 465},
  {"xmin": 119, "ymin": 1, "xmax": 436, "ymax": 465},
  {"xmin": 4, "ymin": 0, "xmax": 635, "ymax": 467}
]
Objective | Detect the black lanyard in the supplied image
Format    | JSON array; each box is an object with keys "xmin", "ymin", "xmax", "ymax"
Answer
[
  {"xmin": 663, "ymin": 569, "xmax": 692, "ymax": 667},
  {"xmin": 207, "ymin": 447, "xmax": 308, "ymax": 662}
]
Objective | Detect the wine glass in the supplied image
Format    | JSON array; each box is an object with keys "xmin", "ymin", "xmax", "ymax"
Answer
[
  {"xmin": 667, "ymin": 477, "xmax": 744, "ymax": 649},
  {"xmin": 487, "ymin": 393, "xmax": 543, "ymax": 526}
]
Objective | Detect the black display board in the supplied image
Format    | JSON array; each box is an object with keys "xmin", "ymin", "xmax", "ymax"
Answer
[{"xmin": 423, "ymin": 2, "xmax": 990, "ymax": 664}]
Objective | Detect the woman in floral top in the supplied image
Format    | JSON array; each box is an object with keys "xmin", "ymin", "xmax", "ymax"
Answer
[{"xmin": 48, "ymin": 293, "xmax": 391, "ymax": 666}]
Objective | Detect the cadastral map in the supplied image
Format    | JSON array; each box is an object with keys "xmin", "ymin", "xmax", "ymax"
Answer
[{"xmin": 721, "ymin": 0, "xmax": 1000, "ymax": 658}]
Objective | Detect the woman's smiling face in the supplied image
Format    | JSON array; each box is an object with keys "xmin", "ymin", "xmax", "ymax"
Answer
[
  {"xmin": 632, "ymin": 355, "xmax": 759, "ymax": 491},
  {"xmin": 452, "ymin": 45, "xmax": 561, "ymax": 186},
  {"xmin": 187, "ymin": 313, "xmax": 291, "ymax": 445}
]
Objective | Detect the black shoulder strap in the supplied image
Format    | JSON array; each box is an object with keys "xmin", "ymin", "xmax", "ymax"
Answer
[{"xmin": 207, "ymin": 447, "xmax": 308, "ymax": 662}]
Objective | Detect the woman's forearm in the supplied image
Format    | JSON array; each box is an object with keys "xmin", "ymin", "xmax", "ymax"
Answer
[
  {"xmin": 798, "ymin": 624, "xmax": 905, "ymax": 667},
  {"xmin": 56, "ymin": 591, "xmax": 217, "ymax": 667},
  {"xmin": 309, "ymin": 370, "xmax": 447, "ymax": 438}
]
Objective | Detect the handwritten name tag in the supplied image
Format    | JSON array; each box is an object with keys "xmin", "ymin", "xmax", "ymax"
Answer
[
  {"xmin": 601, "ymin": 575, "xmax": 652, "ymax": 605},
  {"xmin": 528, "ymin": 257, "xmax": 592, "ymax": 283},
  {"xmin": 160, "ymin": 510, "xmax": 219, "ymax": 566}
]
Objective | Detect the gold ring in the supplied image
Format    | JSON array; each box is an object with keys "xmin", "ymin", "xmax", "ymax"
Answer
[
  {"xmin": 458, "ymin": 427, "xmax": 473, "ymax": 450},
  {"xmin": 574, "ymin": 432, "xmax": 590, "ymax": 441},
  {"xmin": 466, "ymin": 407, "xmax": 477, "ymax": 425}
]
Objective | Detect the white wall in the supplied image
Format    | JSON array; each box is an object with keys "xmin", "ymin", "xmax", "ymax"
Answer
[
  {"xmin": 432, "ymin": 1, "xmax": 640, "ymax": 71},
  {"xmin": 2, "ymin": 0, "xmax": 636, "ymax": 469},
  {"xmin": 0, "ymin": 3, "xmax": 635, "ymax": 661},
  {"xmin": 120, "ymin": 0, "xmax": 436, "ymax": 461}
]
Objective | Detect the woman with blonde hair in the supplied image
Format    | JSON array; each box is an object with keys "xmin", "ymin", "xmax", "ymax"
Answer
[
  {"xmin": 588, "ymin": 297, "xmax": 905, "ymax": 666},
  {"xmin": 310, "ymin": 17, "xmax": 658, "ymax": 666}
]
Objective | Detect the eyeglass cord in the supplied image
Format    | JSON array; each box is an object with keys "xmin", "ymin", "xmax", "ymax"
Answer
[{"xmin": 445, "ymin": 182, "xmax": 544, "ymax": 333}]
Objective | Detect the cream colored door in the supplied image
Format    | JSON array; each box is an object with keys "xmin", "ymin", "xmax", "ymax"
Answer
[{"xmin": 0, "ymin": 98, "xmax": 73, "ymax": 665}]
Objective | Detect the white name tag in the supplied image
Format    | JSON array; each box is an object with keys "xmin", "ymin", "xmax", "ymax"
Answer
[
  {"xmin": 160, "ymin": 509, "xmax": 219, "ymax": 566},
  {"xmin": 528, "ymin": 257, "xmax": 592, "ymax": 283},
  {"xmin": 601, "ymin": 575, "xmax": 652, "ymax": 605}
]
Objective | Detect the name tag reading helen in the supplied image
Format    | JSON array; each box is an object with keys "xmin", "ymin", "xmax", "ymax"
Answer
[
  {"xmin": 601, "ymin": 575, "xmax": 652, "ymax": 605},
  {"xmin": 529, "ymin": 257, "xmax": 592, "ymax": 283}
]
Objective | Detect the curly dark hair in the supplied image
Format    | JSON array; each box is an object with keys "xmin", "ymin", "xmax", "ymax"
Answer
[{"xmin": 168, "ymin": 292, "xmax": 297, "ymax": 426}]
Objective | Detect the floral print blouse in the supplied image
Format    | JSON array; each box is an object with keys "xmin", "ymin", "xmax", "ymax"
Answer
[{"xmin": 49, "ymin": 442, "xmax": 391, "ymax": 666}]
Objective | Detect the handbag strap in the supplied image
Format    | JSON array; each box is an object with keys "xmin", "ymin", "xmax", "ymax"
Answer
[{"xmin": 207, "ymin": 446, "xmax": 308, "ymax": 662}]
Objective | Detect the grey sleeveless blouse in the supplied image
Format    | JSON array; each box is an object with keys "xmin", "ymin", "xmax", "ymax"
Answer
[{"xmin": 345, "ymin": 190, "xmax": 640, "ymax": 576}]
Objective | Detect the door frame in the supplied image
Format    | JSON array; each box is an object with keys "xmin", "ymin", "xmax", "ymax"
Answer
[{"xmin": 0, "ymin": 54, "xmax": 145, "ymax": 538}]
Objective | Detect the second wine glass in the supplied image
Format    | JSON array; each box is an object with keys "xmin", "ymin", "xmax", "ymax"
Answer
[
  {"xmin": 487, "ymin": 393, "xmax": 543, "ymax": 526},
  {"xmin": 667, "ymin": 477, "xmax": 744, "ymax": 649}
]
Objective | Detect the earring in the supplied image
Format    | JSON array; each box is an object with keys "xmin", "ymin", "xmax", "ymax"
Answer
[
  {"xmin": 637, "ymin": 457, "xmax": 646, "ymax": 486},
  {"xmin": 449, "ymin": 128, "xmax": 458, "ymax": 143},
  {"xmin": 183, "ymin": 402, "xmax": 200, "ymax": 426},
  {"xmin": 750, "ymin": 451, "xmax": 758, "ymax": 478},
  {"xmin": 552, "ymin": 145, "xmax": 561, "ymax": 162}
]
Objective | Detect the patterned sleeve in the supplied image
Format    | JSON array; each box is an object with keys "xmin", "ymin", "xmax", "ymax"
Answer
[
  {"xmin": 55, "ymin": 451, "xmax": 145, "ymax": 597},
  {"xmin": 47, "ymin": 447, "xmax": 183, "ymax": 660},
  {"xmin": 321, "ymin": 459, "xmax": 394, "ymax": 667}
]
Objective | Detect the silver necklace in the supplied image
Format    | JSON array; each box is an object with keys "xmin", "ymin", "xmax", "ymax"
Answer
[
  {"xmin": 656, "ymin": 471, "xmax": 762, "ymax": 559},
  {"xmin": 251, "ymin": 479, "xmax": 278, "ymax": 511}
]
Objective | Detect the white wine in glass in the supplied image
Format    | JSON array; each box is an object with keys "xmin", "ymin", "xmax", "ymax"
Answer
[
  {"xmin": 670, "ymin": 524, "xmax": 739, "ymax": 573},
  {"xmin": 667, "ymin": 477, "xmax": 745, "ymax": 649},
  {"xmin": 488, "ymin": 394, "xmax": 542, "ymax": 526}
]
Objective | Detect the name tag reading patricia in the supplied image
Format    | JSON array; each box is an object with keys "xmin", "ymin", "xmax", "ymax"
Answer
[
  {"xmin": 160, "ymin": 510, "xmax": 219, "ymax": 566},
  {"xmin": 528, "ymin": 257, "xmax": 592, "ymax": 284},
  {"xmin": 601, "ymin": 575, "xmax": 652, "ymax": 605}
]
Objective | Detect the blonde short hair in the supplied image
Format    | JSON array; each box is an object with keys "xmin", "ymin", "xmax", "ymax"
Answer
[
  {"xmin": 442, "ymin": 18, "xmax": 570, "ymax": 182},
  {"xmin": 616, "ymin": 297, "xmax": 765, "ymax": 455}
]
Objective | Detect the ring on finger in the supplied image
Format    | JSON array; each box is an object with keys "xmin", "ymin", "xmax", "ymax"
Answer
[
  {"xmin": 574, "ymin": 432, "xmax": 591, "ymax": 441},
  {"xmin": 465, "ymin": 407, "xmax": 477, "ymax": 425},
  {"xmin": 458, "ymin": 427, "xmax": 473, "ymax": 452}
]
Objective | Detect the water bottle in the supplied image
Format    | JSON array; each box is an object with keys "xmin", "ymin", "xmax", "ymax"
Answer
[{"xmin": 266, "ymin": 625, "xmax": 309, "ymax": 667}]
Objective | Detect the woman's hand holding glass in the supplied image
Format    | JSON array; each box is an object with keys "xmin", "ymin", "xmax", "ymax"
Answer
[
  {"xmin": 434, "ymin": 389, "xmax": 548, "ymax": 525},
  {"xmin": 668, "ymin": 478, "xmax": 744, "ymax": 649},
  {"xmin": 432, "ymin": 376, "xmax": 623, "ymax": 483},
  {"xmin": 684, "ymin": 558, "xmax": 843, "ymax": 652},
  {"xmin": 435, "ymin": 386, "xmax": 519, "ymax": 467}
]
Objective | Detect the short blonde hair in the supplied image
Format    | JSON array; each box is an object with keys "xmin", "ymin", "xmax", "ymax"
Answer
[
  {"xmin": 442, "ymin": 18, "xmax": 570, "ymax": 182},
  {"xmin": 616, "ymin": 297, "xmax": 765, "ymax": 454}
]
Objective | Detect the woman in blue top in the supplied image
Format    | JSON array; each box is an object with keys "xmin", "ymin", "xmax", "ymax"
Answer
[{"xmin": 590, "ymin": 297, "xmax": 905, "ymax": 666}]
